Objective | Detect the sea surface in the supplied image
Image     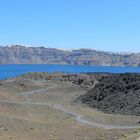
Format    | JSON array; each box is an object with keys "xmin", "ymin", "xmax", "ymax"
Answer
[{"xmin": 0, "ymin": 64, "xmax": 140, "ymax": 80}]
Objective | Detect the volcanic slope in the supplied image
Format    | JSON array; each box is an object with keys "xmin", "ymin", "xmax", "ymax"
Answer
[{"xmin": 77, "ymin": 73, "xmax": 140, "ymax": 116}]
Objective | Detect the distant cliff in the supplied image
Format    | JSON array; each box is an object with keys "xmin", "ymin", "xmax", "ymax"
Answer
[{"xmin": 0, "ymin": 45, "xmax": 140, "ymax": 66}]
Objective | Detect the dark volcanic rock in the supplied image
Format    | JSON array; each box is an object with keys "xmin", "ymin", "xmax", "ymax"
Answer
[{"xmin": 77, "ymin": 73, "xmax": 140, "ymax": 116}]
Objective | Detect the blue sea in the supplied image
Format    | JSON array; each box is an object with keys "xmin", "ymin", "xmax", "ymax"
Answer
[{"xmin": 0, "ymin": 64, "xmax": 140, "ymax": 80}]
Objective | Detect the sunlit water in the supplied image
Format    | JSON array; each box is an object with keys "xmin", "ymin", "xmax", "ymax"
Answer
[{"xmin": 0, "ymin": 64, "xmax": 140, "ymax": 79}]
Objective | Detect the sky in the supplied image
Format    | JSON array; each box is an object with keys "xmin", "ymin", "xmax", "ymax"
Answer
[{"xmin": 0, "ymin": 0, "xmax": 140, "ymax": 52}]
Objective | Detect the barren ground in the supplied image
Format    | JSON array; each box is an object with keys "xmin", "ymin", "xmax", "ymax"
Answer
[{"xmin": 0, "ymin": 77, "xmax": 140, "ymax": 140}]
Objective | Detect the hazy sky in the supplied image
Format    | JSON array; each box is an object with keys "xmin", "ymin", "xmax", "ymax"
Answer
[{"xmin": 0, "ymin": 0, "xmax": 140, "ymax": 52}]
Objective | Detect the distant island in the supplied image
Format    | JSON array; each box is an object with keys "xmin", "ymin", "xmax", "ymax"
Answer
[{"xmin": 0, "ymin": 45, "xmax": 139, "ymax": 66}]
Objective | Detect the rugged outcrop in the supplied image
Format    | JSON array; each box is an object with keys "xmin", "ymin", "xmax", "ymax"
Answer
[
  {"xmin": 0, "ymin": 45, "xmax": 140, "ymax": 66},
  {"xmin": 20, "ymin": 72, "xmax": 98, "ymax": 89},
  {"xmin": 77, "ymin": 73, "xmax": 140, "ymax": 116}
]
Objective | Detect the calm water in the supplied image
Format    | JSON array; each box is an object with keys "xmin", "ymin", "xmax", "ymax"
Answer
[{"xmin": 0, "ymin": 64, "xmax": 140, "ymax": 80}]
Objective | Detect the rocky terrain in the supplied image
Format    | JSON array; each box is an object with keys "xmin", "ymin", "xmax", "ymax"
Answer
[
  {"xmin": 1, "ymin": 45, "xmax": 140, "ymax": 66},
  {"xmin": 0, "ymin": 72, "xmax": 140, "ymax": 140},
  {"xmin": 77, "ymin": 73, "xmax": 140, "ymax": 116},
  {"xmin": 20, "ymin": 72, "xmax": 98, "ymax": 89},
  {"xmin": 22, "ymin": 72, "xmax": 140, "ymax": 116}
]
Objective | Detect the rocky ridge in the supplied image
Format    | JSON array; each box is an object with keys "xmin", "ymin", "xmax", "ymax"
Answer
[
  {"xmin": 0, "ymin": 45, "xmax": 140, "ymax": 66},
  {"xmin": 20, "ymin": 72, "xmax": 98, "ymax": 89}
]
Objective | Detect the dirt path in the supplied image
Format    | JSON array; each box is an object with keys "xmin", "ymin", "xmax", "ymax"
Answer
[{"xmin": 1, "ymin": 83, "xmax": 140, "ymax": 130}]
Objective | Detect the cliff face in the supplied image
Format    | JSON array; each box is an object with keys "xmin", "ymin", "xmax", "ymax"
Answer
[{"xmin": 0, "ymin": 45, "xmax": 139, "ymax": 66}]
